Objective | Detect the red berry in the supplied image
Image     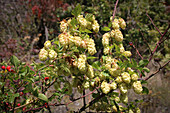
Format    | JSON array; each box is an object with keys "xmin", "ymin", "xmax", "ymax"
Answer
[
  {"xmin": 6, "ymin": 66, "xmax": 11, "ymax": 71},
  {"xmin": 44, "ymin": 103, "xmax": 47, "ymax": 105},
  {"xmin": 129, "ymin": 42, "xmax": 133, "ymax": 46},
  {"xmin": 19, "ymin": 92, "xmax": 24, "ymax": 96},
  {"xmin": 6, "ymin": 102, "xmax": 9, "ymax": 106},
  {"xmin": 17, "ymin": 103, "xmax": 21, "ymax": 107},
  {"xmin": 6, "ymin": 93, "xmax": 8, "ymax": 96},
  {"xmin": 8, "ymin": 69, "xmax": 14, "ymax": 72},
  {"xmin": 44, "ymin": 77, "xmax": 49, "ymax": 81},
  {"xmin": 23, "ymin": 107, "xmax": 26, "ymax": 111},
  {"xmin": 1, "ymin": 66, "xmax": 5, "ymax": 70}
]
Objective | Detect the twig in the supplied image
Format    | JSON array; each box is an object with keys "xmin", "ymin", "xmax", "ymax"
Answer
[
  {"xmin": 145, "ymin": 9, "xmax": 163, "ymax": 36},
  {"xmin": 132, "ymin": 44, "xmax": 143, "ymax": 59},
  {"xmin": 112, "ymin": 0, "xmax": 119, "ymax": 21},
  {"xmin": 66, "ymin": 86, "xmax": 101, "ymax": 105},
  {"xmin": 145, "ymin": 60, "xmax": 170, "ymax": 81},
  {"xmin": 83, "ymin": 89, "xmax": 86, "ymax": 110},
  {"xmin": 79, "ymin": 93, "xmax": 106, "ymax": 112},
  {"xmin": 149, "ymin": 25, "xmax": 170, "ymax": 62}
]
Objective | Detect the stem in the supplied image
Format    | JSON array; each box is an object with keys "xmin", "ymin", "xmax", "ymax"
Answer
[
  {"xmin": 149, "ymin": 25, "xmax": 170, "ymax": 62},
  {"xmin": 145, "ymin": 9, "xmax": 163, "ymax": 36},
  {"xmin": 112, "ymin": 0, "xmax": 119, "ymax": 21},
  {"xmin": 132, "ymin": 44, "xmax": 143, "ymax": 59},
  {"xmin": 83, "ymin": 89, "xmax": 86, "ymax": 109},
  {"xmin": 79, "ymin": 93, "xmax": 106, "ymax": 112},
  {"xmin": 145, "ymin": 60, "xmax": 170, "ymax": 81}
]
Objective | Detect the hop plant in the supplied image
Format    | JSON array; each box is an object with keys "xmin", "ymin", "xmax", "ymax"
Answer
[
  {"xmin": 87, "ymin": 38, "xmax": 97, "ymax": 55},
  {"xmin": 77, "ymin": 54, "xmax": 87, "ymax": 72},
  {"xmin": 132, "ymin": 81, "xmax": 143, "ymax": 94},
  {"xmin": 39, "ymin": 48, "xmax": 48, "ymax": 61},
  {"xmin": 131, "ymin": 73, "xmax": 139, "ymax": 81},
  {"xmin": 77, "ymin": 15, "xmax": 88, "ymax": 28},
  {"xmin": 128, "ymin": 109, "xmax": 134, "ymax": 113},
  {"xmin": 44, "ymin": 40, "xmax": 51, "ymax": 49},
  {"xmin": 115, "ymin": 76, "xmax": 123, "ymax": 83},
  {"xmin": 118, "ymin": 44, "xmax": 125, "ymax": 53},
  {"xmin": 87, "ymin": 64, "xmax": 94, "ymax": 78},
  {"xmin": 123, "ymin": 51, "xmax": 132, "ymax": 57},
  {"xmin": 109, "ymin": 68, "xmax": 119, "ymax": 77},
  {"xmin": 60, "ymin": 20, "xmax": 68, "ymax": 33},
  {"xmin": 120, "ymin": 94, "xmax": 128, "ymax": 103},
  {"xmin": 110, "ymin": 30, "xmax": 115, "ymax": 38},
  {"xmin": 102, "ymin": 33, "xmax": 110, "ymax": 47},
  {"xmin": 121, "ymin": 72, "xmax": 131, "ymax": 84},
  {"xmin": 135, "ymin": 107, "xmax": 141, "ymax": 113},
  {"xmin": 58, "ymin": 33, "xmax": 69, "ymax": 46},
  {"xmin": 118, "ymin": 18, "xmax": 126, "ymax": 30},
  {"xmin": 119, "ymin": 83, "xmax": 128, "ymax": 94},
  {"xmin": 112, "ymin": 19, "xmax": 120, "ymax": 30},
  {"xmin": 115, "ymin": 29, "xmax": 123, "ymax": 42},
  {"xmin": 92, "ymin": 20, "xmax": 99, "ymax": 33},
  {"xmin": 83, "ymin": 81, "xmax": 90, "ymax": 89},
  {"xmin": 101, "ymin": 81, "xmax": 111, "ymax": 94},
  {"xmin": 103, "ymin": 46, "xmax": 110, "ymax": 55},
  {"xmin": 49, "ymin": 50, "xmax": 57, "ymax": 60},
  {"xmin": 109, "ymin": 81, "xmax": 117, "ymax": 90}
]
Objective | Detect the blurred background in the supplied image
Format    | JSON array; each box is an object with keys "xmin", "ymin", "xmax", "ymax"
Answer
[{"xmin": 0, "ymin": 0, "xmax": 169, "ymax": 112}]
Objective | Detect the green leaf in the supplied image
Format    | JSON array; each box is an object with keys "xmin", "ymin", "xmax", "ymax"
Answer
[
  {"xmin": 108, "ymin": 22, "xmax": 112, "ymax": 28},
  {"xmin": 87, "ymin": 56, "xmax": 97, "ymax": 60},
  {"xmin": 143, "ymin": 67, "xmax": 150, "ymax": 73},
  {"xmin": 71, "ymin": 4, "xmax": 82, "ymax": 17},
  {"xmin": 33, "ymin": 87, "xmax": 38, "ymax": 97},
  {"xmin": 10, "ymin": 55, "xmax": 20, "ymax": 67},
  {"xmin": 38, "ymin": 93, "xmax": 48, "ymax": 102},
  {"xmin": 131, "ymin": 59, "xmax": 137, "ymax": 67},
  {"xmin": 84, "ymin": 29, "xmax": 92, "ymax": 33},
  {"xmin": 92, "ymin": 61, "xmax": 101, "ymax": 70},
  {"xmin": 139, "ymin": 59, "xmax": 149, "ymax": 67},
  {"xmin": 9, "ymin": 96, "xmax": 15, "ymax": 103},
  {"xmin": 70, "ymin": 18, "xmax": 78, "ymax": 28},
  {"xmin": 85, "ymin": 13, "xmax": 93, "ymax": 21},
  {"xmin": 102, "ymin": 71, "xmax": 110, "ymax": 78},
  {"xmin": 141, "ymin": 71, "xmax": 146, "ymax": 77},
  {"xmin": 14, "ymin": 93, "xmax": 20, "ymax": 98},
  {"xmin": 101, "ymin": 27, "xmax": 111, "ymax": 31},
  {"xmin": 135, "ymin": 99, "xmax": 143, "ymax": 103},
  {"xmin": 92, "ymin": 93, "xmax": 100, "ymax": 98},
  {"xmin": 141, "ymin": 80, "xmax": 147, "ymax": 84},
  {"xmin": 142, "ymin": 86, "xmax": 149, "ymax": 94}
]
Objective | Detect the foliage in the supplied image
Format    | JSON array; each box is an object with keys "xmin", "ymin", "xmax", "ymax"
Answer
[
  {"xmin": 0, "ymin": 0, "xmax": 169, "ymax": 113},
  {"xmin": 0, "ymin": 4, "xmax": 152, "ymax": 112}
]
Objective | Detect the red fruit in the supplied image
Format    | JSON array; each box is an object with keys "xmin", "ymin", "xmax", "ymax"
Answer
[
  {"xmin": 9, "ymin": 69, "xmax": 14, "ymax": 72},
  {"xmin": 44, "ymin": 77, "xmax": 49, "ymax": 81},
  {"xmin": 1, "ymin": 66, "xmax": 5, "ymax": 70},
  {"xmin": 6, "ymin": 66, "xmax": 11, "ymax": 71},
  {"xmin": 17, "ymin": 103, "xmax": 21, "ymax": 107},
  {"xmin": 44, "ymin": 103, "xmax": 47, "ymax": 105},
  {"xmin": 129, "ymin": 42, "xmax": 133, "ymax": 46},
  {"xmin": 19, "ymin": 92, "xmax": 24, "ymax": 96},
  {"xmin": 23, "ymin": 107, "xmax": 26, "ymax": 111},
  {"xmin": 6, "ymin": 93, "xmax": 8, "ymax": 96},
  {"xmin": 6, "ymin": 102, "xmax": 9, "ymax": 106}
]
